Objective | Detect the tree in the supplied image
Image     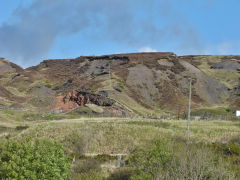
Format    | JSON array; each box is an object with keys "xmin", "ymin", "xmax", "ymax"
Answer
[{"xmin": 0, "ymin": 139, "xmax": 71, "ymax": 180}]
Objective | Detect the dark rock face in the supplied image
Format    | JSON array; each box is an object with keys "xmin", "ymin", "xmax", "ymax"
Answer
[
  {"xmin": 210, "ymin": 61, "xmax": 240, "ymax": 70},
  {"xmin": 83, "ymin": 55, "xmax": 129, "ymax": 62},
  {"xmin": 2, "ymin": 53, "xmax": 240, "ymax": 113},
  {"xmin": 63, "ymin": 90, "xmax": 115, "ymax": 107}
]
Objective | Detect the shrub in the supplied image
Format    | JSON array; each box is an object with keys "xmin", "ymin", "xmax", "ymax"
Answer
[
  {"xmin": 15, "ymin": 125, "xmax": 29, "ymax": 131},
  {"xmin": 0, "ymin": 139, "xmax": 71, "ymax": 180},
  {"xmin": 91, "ymin": 82, "xmax": 101, "ymax": 89},
  {"xmin": 225, "ymin": 107, "xmax": 232, "ymax": 113},
  {"xmin": 213, "ymin": 139, "xmax": 240, "ymax": 178},
  {"xmin": 118, "ymin": 82, "xmax": 125, "ymax": 89},
  {"xmin": 227, "ymin": 144, "xmax": 240, "ymax": 156},
  {"xmin": 44, "ymin": 80, "xmax": 52, "ymax": 88},
  {"xmin": 162, "ymin": 143, "xmax": 235, "ymax": 180},
  {"xmin": 128, "ymin": 140, "xmax": 236, "ymax": 180},
  {"xmin": 44, "ymin": 83, "xmax": 52, "ymax": 88},
  {"xmin": 129, "ymin": 140, "xmax": 172, "ymax": 179}
]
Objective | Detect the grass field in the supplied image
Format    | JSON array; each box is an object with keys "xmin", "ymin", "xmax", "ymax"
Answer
[
  {"xmin": 1, "ymin": 115, "xmax": 240, "ymax": 179},
  {"xmin": 10, "ymin": 118, "xmax": 239, "ymax": 153}
]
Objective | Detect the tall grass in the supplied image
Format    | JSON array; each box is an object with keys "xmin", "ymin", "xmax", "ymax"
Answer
[{"xmin": 9, "ymin": 118, "xmax": 240, "ymax": 179}]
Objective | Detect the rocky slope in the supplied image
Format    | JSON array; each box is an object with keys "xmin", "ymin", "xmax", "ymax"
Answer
[{"xmin": 0, "ymin": 53, "xmax": 239, "ymax": 116}]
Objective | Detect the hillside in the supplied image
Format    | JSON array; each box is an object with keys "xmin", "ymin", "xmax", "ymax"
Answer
[
  {"xmin": 1, "ymin": 54, "xmax": 240, "ymax": 179},
  {"xmin": 0, "ymin": 53, "xmax": 239, "ymax": 117}
]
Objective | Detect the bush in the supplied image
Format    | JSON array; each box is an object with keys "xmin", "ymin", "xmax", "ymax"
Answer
[
  {"xmin": 225, "ymin": 107, "xmax": 232, "ymax": 113},
  {"xmin": 15, "ymin": 125, "xmax": 29, "ymax": 131},
  {"xmin": 128, "ymin": 140, "xmax": 236, "ymax": 180},
  {"xmin": 0, "ymin": 139, "xmax": 71, "ymax": 180},
  {"xmin": 129, "ymin": 140, "xmax": 172, "ymax": 179},
  {"xmin": 162, "ymin": 143, "xmax": 235, "ymax": 180},
  {"xmin": 44, "ymin": 80, "xmax": 52, "ymax": 88},
  {"xmin": 213, "ymin": 139, "xmax": 240, "ymax": 178}
]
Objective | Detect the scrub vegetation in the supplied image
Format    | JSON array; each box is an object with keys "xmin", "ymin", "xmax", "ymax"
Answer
[
  {"xmin": 1, "ymin": 54, "xmax": 240, "ymax": 179},
  {"xmin": 1, "ymin": 116, "xmax": 240, "ymax": 179}
]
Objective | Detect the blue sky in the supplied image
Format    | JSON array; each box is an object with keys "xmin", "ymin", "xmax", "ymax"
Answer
[{"xmin": 0, "ymin": 0, "xmax": 240, "ymax": 67}]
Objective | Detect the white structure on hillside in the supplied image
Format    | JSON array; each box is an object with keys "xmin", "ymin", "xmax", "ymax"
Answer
[{"xmin": 236, "ymin": 110, "xmax": 240, "ymax": 117}]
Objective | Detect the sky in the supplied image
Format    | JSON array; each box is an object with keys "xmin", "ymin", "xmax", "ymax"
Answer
[{"xmin": 0, "ymin": 0, "xmax": 240, "ymax": 68}]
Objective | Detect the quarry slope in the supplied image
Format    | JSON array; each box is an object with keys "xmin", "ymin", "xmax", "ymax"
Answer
[{"xmin": 0, "ymin": 53, "xmax": 239, "ymax": 116}]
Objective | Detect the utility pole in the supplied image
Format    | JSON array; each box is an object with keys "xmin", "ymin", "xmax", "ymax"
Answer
[
  {"xmin": 187, "ymin": 78, "xmax": 192, "ymax": 140},
  {"xmin": 109, "ymin": 60, "xmax": 112, "ymax": 90},
  {"xmin": 238, "ymin": 77, "xmax": 240, "ymax": 96}
]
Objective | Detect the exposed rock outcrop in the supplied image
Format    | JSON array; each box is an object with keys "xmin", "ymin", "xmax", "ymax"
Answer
[
  {"xmin": 54, "ymin": 90, "xmax": 115, "ymax": 111},
  {"xmin": 210, "ymin": 60, "xmax": 240, "ymax": 70},
  {"xmin": 1, "ymin": 53, "xmax": 240, "ymax": 113},
  {"xmin": 64, "ymin": 90, "xmax": 115, "ymax": 106}
]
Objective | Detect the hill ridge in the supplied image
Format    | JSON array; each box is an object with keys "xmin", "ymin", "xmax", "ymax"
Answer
[{"xmin": 0, "ymin": 52, "xmax": 239, "ymax": 116}]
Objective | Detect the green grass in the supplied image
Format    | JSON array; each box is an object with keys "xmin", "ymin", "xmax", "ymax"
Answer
[
  {"xmin": 13, "ymin": 118, "xmax": 240, "ymax": 154},
  {"xmin": 44, "ymin": 80, "xmax": 52, "ymax": 88},
  {"xmin": 124, "ymin": 120, "xmax": 171, "ymax": 129},
  {"xmin": 91, "ymin": 82, "xmax": 102, "ymax": 89},
  {"xmin": 0, "ymin": 73, "xmax": 16, "ymax": 85},
  {"xmin": 5, "ymin": 86, "xmax": 27, "ymax": 97},
  {"xmin": 27, "ymin": 79, "xmax": 54, "ymax": 90},
  {"xmin": 191, "ymin": 107, "xmax": 236, "ymax": 118},
  {"xmin": 13, "ymin": 78, "xmax": 32, "ymax": 92},
  {"xmin": 1, "ymin": 116, "xmax": 240, "ymax": 179},
  {"xmin": 117, "ymin": 80, "xmax": 126, "ymax": 89},
  {"xmin": 196, "ymin": 57, "xmax": 240, "ymax": 89}
]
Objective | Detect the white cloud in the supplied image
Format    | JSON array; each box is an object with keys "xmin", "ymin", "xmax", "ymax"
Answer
[{"xmin": 138, "ymin": 46, "xmax": 157, "ymax": 52}]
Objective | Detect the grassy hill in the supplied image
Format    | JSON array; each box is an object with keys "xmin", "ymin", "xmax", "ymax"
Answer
[
  {"xmin": 0, "ymin": 53, "xmax": 240, "ymax": 118},
  {"xmin": 1, "ymin": 53, "xmax": 240, "ymax": 179}
]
